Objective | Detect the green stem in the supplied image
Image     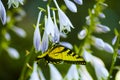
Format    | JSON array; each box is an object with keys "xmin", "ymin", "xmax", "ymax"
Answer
[
  {"xmin": 18, "ymin": 47, "xmax": 34, "ymax": 80},
  {"xmin": 78, "ymin": 9, "xmax": 96, "ymax": 54},
  {"xmin": 108, "ymin": 35, "xmax": 120, "ymax": 80}
]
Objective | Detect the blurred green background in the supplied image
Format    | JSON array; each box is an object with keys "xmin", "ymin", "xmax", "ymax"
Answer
[{"xmin": 0, "ymin": 0, "xmax": 120, "ymax": 80}]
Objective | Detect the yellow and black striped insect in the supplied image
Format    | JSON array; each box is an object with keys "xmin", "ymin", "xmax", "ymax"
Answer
[{"xmin": 37, "ymin": 44, "xmax": 86, "ymax": 64}]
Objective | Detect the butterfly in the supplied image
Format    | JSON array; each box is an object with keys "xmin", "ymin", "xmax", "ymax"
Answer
[{"xmin": 37, "ymin": 44, "xmax": 86, "ymax": 64}]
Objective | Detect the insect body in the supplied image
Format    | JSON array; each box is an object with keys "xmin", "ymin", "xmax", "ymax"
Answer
[{"xmin": 37, "ymin": 45, "xmax": 86, "ymax": 64}]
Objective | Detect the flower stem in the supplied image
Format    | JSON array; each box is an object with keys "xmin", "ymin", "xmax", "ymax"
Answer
[
  {"xmin": 18, "ymin": 47, "xmax": 35, "ymax": 80},
  {"xmin": 108, "ymin": 34, "xmax": 120, "ymax": 80}
]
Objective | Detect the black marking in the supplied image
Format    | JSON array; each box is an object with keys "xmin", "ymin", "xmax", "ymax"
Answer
[
  {"xmin": 61, "ymin": 47, "xmax": 68, "ymax": 52},
  {"xmin": 76, "ymin": 55, "xmax": 82, "ymax": 59},
  {"xmin": 36, "ymin": 57, "xmax": 42, "ymax": 61},
  {"xmin": 72, "ymin": 53, "xmax": 76, "ymax": 56},
  {"xmin": 67, "ymin": 50, "xmax": 73, "ymax": 55},
  {"xmin": 44, "ymin": 55, "xmax": 62, "ymax": 64},
  {"xmin": 64, "ymin": 60, "xmax": 86, "ymax": 65}
]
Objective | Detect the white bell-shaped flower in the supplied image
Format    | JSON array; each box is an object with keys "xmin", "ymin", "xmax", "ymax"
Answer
[
  {"xmin": 65, "ymin": 65, "xmax": 79, "ymax": 80},
  {"xmin": 33, "ymin": 11, "xmax": 42, "ymax": 52},
  {"xmin": 64, "ymin": 0, "xmax": 77, "ymax": 13},
  {"xmin": 49, "ymin": 64, "xmax": 63, "ymax": 80},
  {"xmin": 0, "ymin": 0, "xmax": 6, "ymax": 25},
  {"xmin": 54, "ymin": 0, "xmax": 74, "ymax": 33}
]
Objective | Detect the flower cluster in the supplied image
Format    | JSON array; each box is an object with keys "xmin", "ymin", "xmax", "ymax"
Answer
[
  {"xmin": 43, "ymin": 0, "xmax": 83, "ymax": 13},
  {"xmin": 110, "ymin": 29, "xmax": 120, "ymax": 79},
  {"xmin": 77, "ymin": 0, "xmax": 113, "ymax": 79},
  {"xmin": 0, "ymin": 0, "xmax": 24, "ymax": 25},
  {"xmin": 33, "ymin": 0, "xmax": 77, "ymax": 52},
  {"xmin": 0, "ymin": 0, "xmax": 25, "ymax": 59}
]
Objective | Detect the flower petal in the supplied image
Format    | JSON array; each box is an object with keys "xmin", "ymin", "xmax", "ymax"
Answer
[
  {"xmin": 8, "ymin": 0, "xmax": 24, "ymax": 8},
  {"xmin": 91, "ymin": 56, "xmax": 109, "ymax": 80},
  {"xmin": 83, "ymin": 49, "xmax": 93, "ymax": 62},
  {"xmin": 33, "ymin": 26, "xmax": 41, "ymax": 51},
  {"xmin": 0, "ymin": 0, "xmax": 6, "ymax": 25},
  {"xmin": 49, "ymin": 64, "xmax": 63, "ymax": 80},
  {"xmin": 4, "ymin": 32, "xmax": 11, "ymax": 41},
  {"xmin": 41, "ymin": 31, "xmax": 49, "ymax": 53},
  {"xmin": 78, "ymin": 28, "xmax": 87, "ymax": 40},
  {"xmin": 30, "ymin": 62, "xmax": 46, "ymax": 80},
  {"xmin": 112, "ymin": 36, "xmax": 117, "ymax": 45},
  {"xmin": 103, "ymin": 42, "xmax": 114, "ymax": 53},
  {"xmin": 115, "ymin": 70, "xmax": 120, "ymax": 80},
  {"xmin": 64, "ymin": 0, "xmax": 77, "ymax": 13},
  {"xmin": 95, "ymin": 24, "xmax": 110, "ymax": 33},
  {"xmin": 45, "ymin": 6, "xmax": 55, "ymax": 37},
  {"xmin": 92, "ymin": 37, "xmax": 105, "ymax": 50},
  {"xmin": 78, "ymin": 65, "xmax": 93, "ymax": 80},
  {"xmin": 65, "ymin": 65, "xmax": 79, "ymax": 80},
  {"xmin": 6, "ymin": 47, "xmax": 20, "ymax": 59},
  {"xmin": 60, "ymin": 42, "xmax": 73, "ymax": 49},
  {"xmin": 74, "ymin": 0, "xmax": 83, "ymax": 5},
  {"xmin": 52, "ymin": 10, "xmax": 60, "ymax": 43},
  {"xmin": 33, "ymin": 11, "xmax": 42, "ymax": 52},
  {"xmin": 11, "ymin": 26, "xmax": 26, "ymax": 38},
  {"xmin": 54, "ymin": 0, "xmax": 74, "ymax": 33}
]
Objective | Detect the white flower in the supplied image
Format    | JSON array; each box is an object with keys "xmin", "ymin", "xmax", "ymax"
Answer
[
  {"xmin": 11, "ymin": 26, "xmax": 26, "ymax": 38},
  {"xmin": 83, "ymin": 49, "xmax": 93, "ymax": 62},
  {"xmin": 54, "ymin": 0, "xmax": 74, "ymax": 33},
  {"xmin": 83, "ymin": 50, "xmax": 109, "ymax": 80},
  {"xmin": 6, "ymin": 47, "xmax": 20, "ymax": 59},
  {"xmin": 45, "ymin": 6, "xmax": 55, "ymax": 37},
  {"xmin": 91, "ymin": 56, "xmax": 109, "ymax": 80},
  {"xmin": 99, "ymin": 12, "xmax": 106, "ymax": 18},
  {"xmin": 41, "ymin": 31, "xmax": 49, "ymax": 53},
  {"xmin": 92, "ymin": 36, "xmax": 105, "ymax": 50},
  {"xmin": 34, "ymin": 26, "xmax": 41, "ymax": 52},
  {"xmin": 65, "ymin": 65, "xmax": 79, "ymax": 80},
  {"xmin": 4, "ymin": 32, "xmax": 11, "ymax": 41},
  {"xmin": 78, "ymin": 28, "xmax": 87, "ymax": 40},
  {"xmin": 18, "ymin": 0, "xmax": 24, "ymax": 5},
  {"xmin": 33, "ymin": 11, "xmax": 42, "ymax": 52},
  {"xmin": 115, "ymin": 70, "xmax": 120, "ymax": 80},
  {"xmin": 0, "ymin": 0, "xmax": 6, "ymax": 25},
  {"xmin": 30, "ymin": 62, "xmax": 46, "ymax": 80},
  {"xmin": 78, "ymin": 65, "xmax": 93, "ymax": 80},
  {"xmin": 30, "ymin": 62, "xmax": 40, "ymax": 80},
  {"xmin": 40, "ymin": 16, "xmax": 49, "ymax": 53},
  {"xmin": 112, "ymin": 36, "xmax": 117, "ymax": 45},
  {"xmin": 37, "ymin": 68, "xmax": 46, "ymax": 80},
  {"xmin": 103, "ymin": 42, "xmax": 114, "ymax": 53},
  {"xmin": 64, "ymin": 0, "xmax": 77, "ymax": 13},
  {"xmin": 95, "ymin": 24, "xmax": 110, "ymax": 33},
  {"xmin": 60, "ymin": 42, "xmax": 73, "ymax": 49},
  {"xmin": 49, "ymin": 64, "xmax": 63, "ymax": 80},
  {"xmin": 59, "ymin": 32, "xmax": 67, "ymax": 38},
  {"xmin": 8, "ymin": 0, "xmax": 24, "ymax": 8},
  {"xmin": 74, "ymin": 0, "xmax": 83, "ymax": 5},
  {"xmin": 52, "ymin": 10, "xmax": 60, "ymax": 43},
  {"xmin": 118, "ymin": 50, "xmax": 120, "ymax": 59},
  {"xmin": 92, "ymin": 37, "xmax": 113, "ymax": 53}
]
